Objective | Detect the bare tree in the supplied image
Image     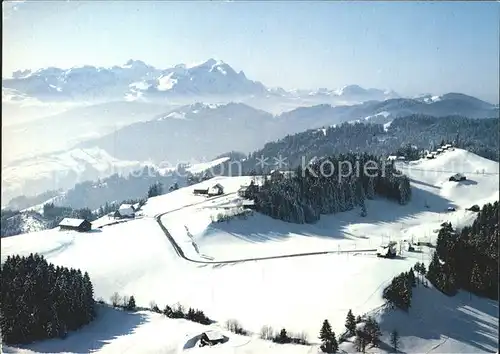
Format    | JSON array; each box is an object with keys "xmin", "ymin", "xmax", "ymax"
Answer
[
  {"xmin": 122, "ymin": 295, "xmax": 130, "ymax": 308},
  {"xmin": 225, "ymin": 319, "xmax": 247, "ymax": 335},
  {"xmin": 260, "ymin": 325, "xmax": 274, "ymax": 340},
  {"xmin": 110, "ymin": 292, "xmax": 122, "ymax": 307}
]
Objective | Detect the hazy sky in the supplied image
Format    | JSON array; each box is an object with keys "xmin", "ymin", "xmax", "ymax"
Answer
[{"xmin": 3, "ymin": 1, "xmax": 499, "ymax": 102}]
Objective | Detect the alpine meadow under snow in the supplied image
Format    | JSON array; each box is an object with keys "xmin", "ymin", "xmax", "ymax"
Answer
[{"xmin": 2, "ymin": 148, "xmax": 498, "ymax": 353}]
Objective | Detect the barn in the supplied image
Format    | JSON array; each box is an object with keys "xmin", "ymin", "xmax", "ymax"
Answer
[
  {"xmin": 449, "ymin": 173, "xmax": 466, "ymax": 182},
  {"xmin": 115, "ymin": 204, "xmax": 135, "ymax": 218},
  {"xmin": 208, "ymin": 183, "xmax": 224, "ymax": 196},
  {"xmin": 238, "ymin": 185, "xmax": 249, "ymax": 197},
  {"xmin": 199, "ymin": 331, "xmax": 227, "ymax": 347},
  {"xmin": 376, "ymin": 241, "xmax": 397, "ymax": 258},
  {"xmin": 193, "ymin": 188, "xmax": 209, "ymax": 195},
  {"xmin": 59, "ymin": 218, "xmax": 92, "ymax": 232}
]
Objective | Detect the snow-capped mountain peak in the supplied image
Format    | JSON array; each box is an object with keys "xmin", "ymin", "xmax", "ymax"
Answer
[
  {"xmin": 4, "ymin": 59, "xmax": 406, "ymax": 105},
  {"xmin": 123, "ymin": 59, "xmax": 149, "ymax": 68},
  {"xmin": 334, "ymin": 84, "xmax": 367, "ymax": 96},
  {"xmin": 2, "ymin": 59, "xmax": 269, "ymax": 102}
]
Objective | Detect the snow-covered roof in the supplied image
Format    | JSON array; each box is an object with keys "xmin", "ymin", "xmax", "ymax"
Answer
[
  {"xmin": 59, "ymin": 218, "xmax": 87, "ymax": 227},
  {"xmin": 387, "ymin": 156, "xmax": 397, "ymax": 160},
  {"xmin": 118, "ymin": 204, "xmax": 135, "ymax": 215},
  {"xmin": 203, "ymin": 330, "xmax": 224, "ymax": 341}
]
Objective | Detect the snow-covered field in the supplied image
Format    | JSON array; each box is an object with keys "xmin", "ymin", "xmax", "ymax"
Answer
[{"xmin": 1, "ymin": 149, "xmax": 498, "ymax": 353}]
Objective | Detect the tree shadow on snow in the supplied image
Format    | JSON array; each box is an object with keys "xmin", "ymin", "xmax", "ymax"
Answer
[
  {"xmin": 13, "ymin": 305, "xmax": 148, "ymax": 353},
  {"xmin": 207, "ymin": 185, "xmax": 455, "ymax": 244},
  {"xmin": 378, "ymin": 286, "xmax": 499, "ymax": 353}
]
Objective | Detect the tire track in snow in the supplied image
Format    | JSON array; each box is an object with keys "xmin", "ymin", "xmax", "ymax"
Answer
[{"xmin": 426, "ymin": 335, "xmax": 449, "ymax": 353}]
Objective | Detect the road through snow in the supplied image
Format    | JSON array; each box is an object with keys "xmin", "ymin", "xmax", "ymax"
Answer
[{"xmin": 154, "ymin": 194, "xmax": 377, "ymax": 264}]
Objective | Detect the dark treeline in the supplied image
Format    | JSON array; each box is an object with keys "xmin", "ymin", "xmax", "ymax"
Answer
[
  {"xmin": 427, "ymin": 201, "xmax": 499, "ymax": 299},
  {"xmin": 389, "ymin": 115, "xmax": 499, "ymax": 161},
  {"xmin": 213, "ymin": 115, "xmax": 499, "ymax": 177},
  {"xmin": 0, "ymin": 254, "xmax": 95, "ymax": 344},
  {"xmin": 245, "ymin": 153, "xmax": 411, "ymax": 223}
]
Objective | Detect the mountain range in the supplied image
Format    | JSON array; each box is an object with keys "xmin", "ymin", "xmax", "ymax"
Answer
[
  {"xmin": 2, "ymin": 58, "xmax": 499, "ymax": 207},
  {"xmin": 78, "ymin": 94, "xmax": 499, "ymax": 163}
]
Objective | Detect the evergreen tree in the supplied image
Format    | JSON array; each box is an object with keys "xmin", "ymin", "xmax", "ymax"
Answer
[
  {"xmin": 319, "ymin": 319, "xmax": 338, "ymax": 353},
  {"xmin": 276, "ymin": 328, "xmax": 290, "ymax": 344},
  {"xmin": 345, "ymin": 309, "xmax": 356, "ymax": 336},
  {"xmin": 383, "ymin": 271, "xmax": 413, "ymax": 311},
  {"xmin": 364, "ymin": 317, "xmax": 382, "ymax": 347},
  {"xmin": 126, "ymin": 296, "xmax": 136, "ymax": 311},
  {"xmin": 354, "ymin": 329, "xmax": 369, "ymax": 353},
  {"xmin": 390, "ymin": 329, "xmax": 400, "ymax": 353},
  {"xmin": 407, "ymin": 268, "xmax": 416, "ymax": 287}
]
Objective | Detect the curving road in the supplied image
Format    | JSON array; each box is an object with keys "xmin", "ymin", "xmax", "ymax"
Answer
[{"xmin": 154, "ymin": 194, "xmax": 377, "ymax": 265}]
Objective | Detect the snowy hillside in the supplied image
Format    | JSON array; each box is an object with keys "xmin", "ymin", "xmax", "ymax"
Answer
[
  {"xmin": 77, "ymin": 102, "xmax": 277, "ymax": 163},
  {"xmin": 2, "ymin": 101, "xmax": 172, "ymax": 165},
  {"xmin": 3, "ymin": 156, "xmax": 231, "ymax": 212},
  {"xmin": 0, "ymin": 211, "xmax": 48, "ymax": 238},
  {"xmin": 2, "ymin": 148, "xmax": 147, "ymax": 207},
  {"xmin": 2, "ymin": 149, "xmax": 498, "ymax": 353}
]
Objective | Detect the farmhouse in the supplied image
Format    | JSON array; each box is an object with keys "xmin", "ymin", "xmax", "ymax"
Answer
[
  {"xmin": 238, "ymin": 185, "xmax": 249, "ymax": 197},
  {"xmin": 200, "ymin": 331, "xmax": 226, "ymax": 347},
  {"xmin": 426, "ymin": 154, "xmax": 435, "ymax": 159},
  {"xmin": 449, "ymin": 173, "xmax": 466, "ymax": 182},
  {"xmin": 59, "ymin": 218, "xmax": 92, "ymax": 232},
  {"xmin": 376, "ymin": 241, "xmax": 397, "ymax": 258},
  {"xmin": 193, "ymin": 188, "xmax": 209, "ymax": 195},
  {"xmin": 115, "ymin": 204, "xmax": 135, "ymax": 218},
  {"xmin": 208, "ymin": 183, "xmax": 224, "ymax": 196}
]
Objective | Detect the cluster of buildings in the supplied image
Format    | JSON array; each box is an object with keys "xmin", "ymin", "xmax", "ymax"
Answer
[
  {"xmin": 57, "ymin": 202, "xmax": 143, "ymax": 233},
  {"xmin": 425, "ymin": 143, "xmax": 453, "ymax": 159},
  {"xmin": 193, "ymin": 183, "xmax": 225, "ymax": 197}
]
